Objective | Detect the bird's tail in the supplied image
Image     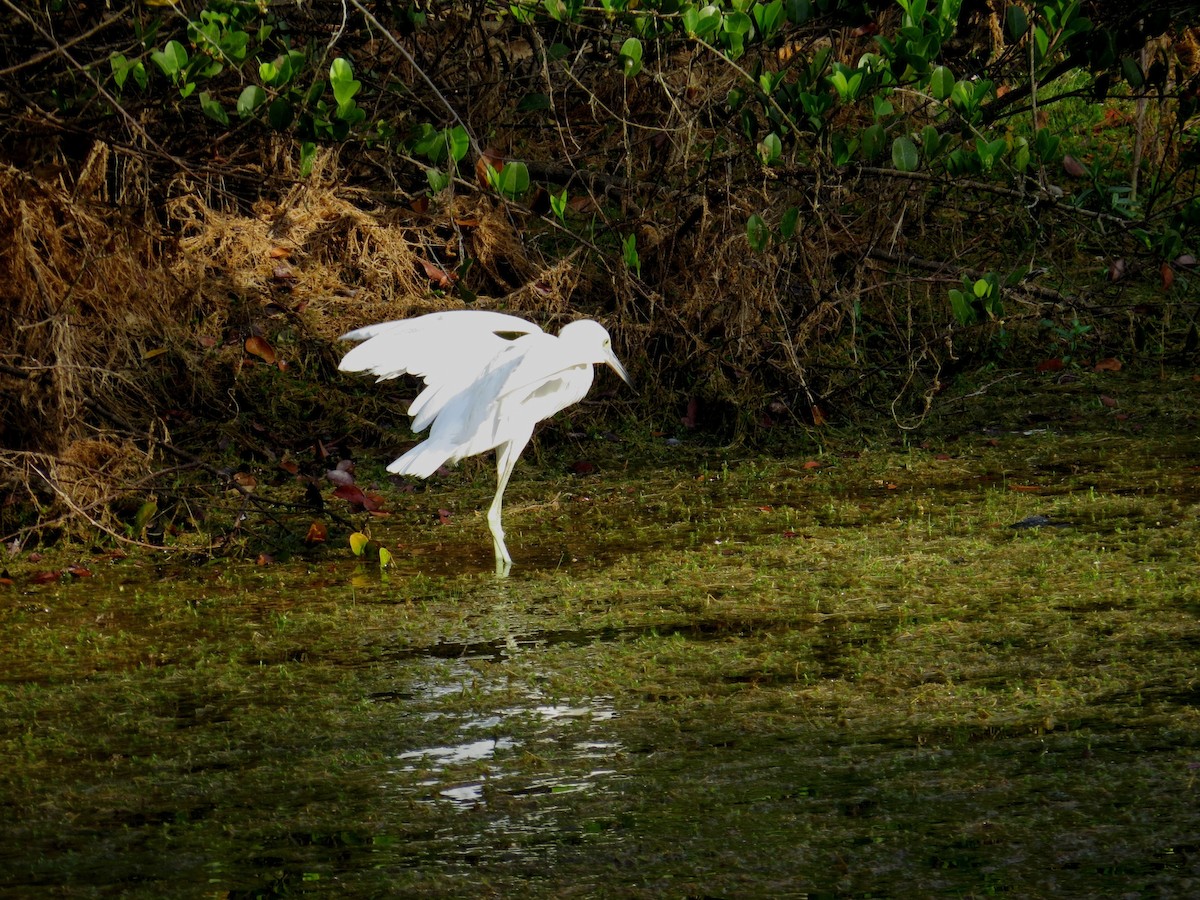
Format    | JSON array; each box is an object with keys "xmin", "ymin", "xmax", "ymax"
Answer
[{"xmin": 387, "ymin": 439, "xmax": 455, "ymax": 478}]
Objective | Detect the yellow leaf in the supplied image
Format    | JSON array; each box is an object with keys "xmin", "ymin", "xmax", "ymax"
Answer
[{"xmin": 349, "ymin": 532, "xmax": 369, "ymax": 556}]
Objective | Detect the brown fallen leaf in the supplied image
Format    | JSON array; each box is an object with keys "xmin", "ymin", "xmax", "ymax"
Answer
[
  {"xmin": 1093, "ymin": 357, "xmax": 1122, "ymax": 372},
  {"xmin": 1035, "ymin": 358, "xmax": 1064, "ymax": 372},
  {"xmin": 305, "ymin": 521, "xmax": 328, "ymax": 543},
  {"xmin": 419, "ymin": 258, "xmax": 458, "ymax": 288},
  {"xmin": 1100, "ymin": 394, "xmax": 1118, "ymax": 408},
  {"xmin": 232, "ymin": 471, "xmax": 258, "ymax": 491},
  {"xmin": 1008, "ymin": 484, "xmax": 1043, "ymax": 493},
  {"xmin": 245, "ymin": 335, "xmax": 277, "ymax": 364}
]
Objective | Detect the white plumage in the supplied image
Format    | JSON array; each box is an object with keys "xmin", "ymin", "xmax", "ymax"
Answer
[{"xmin": 339, "ymin": 309, "xmax": 631, "ymax": 572}]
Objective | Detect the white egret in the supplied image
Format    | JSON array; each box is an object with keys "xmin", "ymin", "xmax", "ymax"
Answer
[{"xmin": 339, "ymin": 309, "xmax": 631, "ymax": 573}]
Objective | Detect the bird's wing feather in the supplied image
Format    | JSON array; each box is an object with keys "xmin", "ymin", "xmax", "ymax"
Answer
[
  {"xmin": 492, "ymin": 337, "xmax": 595, "ymax": 409},
  {"xmin": 338, "ymin": 311, "xmax": 541, "ymax": 385}
]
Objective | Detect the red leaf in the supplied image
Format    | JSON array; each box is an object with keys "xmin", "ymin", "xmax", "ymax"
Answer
[
  {"xmin": 30, "ymin": 570, "xmax": 62, "ymax": 584},
  {"xmin": 333, "ymin": 484, "xmax": 365, "ymax": 503},
  {"xmin": 1161, "ymin": 261, "xmax": 1175, "ymax": 290},
  {"xmin": 803, "ymin": 460, "xmax": 822, "ymax": 470},
  {"xmin": 66, "ymin": 565, "xmax": 92, "ymax": 578},
  {"xmin": 256, "ymin": 553, "xmax": 274, "ymax": 566},
  {"xmin": 1093, "ymin": 357, "xmax": 1122, "ymax": 372},
  {"xmin": 1100, "ymin": 394, "xmax": 1118, "ymax": 408},
  {"xmin": 305, "ymin": 521, "xmax": 328, "ymax": 543},
  {"xmin": 569, "ymin": 460, "xmax": 595, "ymax": 475},
  {"xmin": 1008, "ymin": 484, "xmax": 1042, "ymax": 493},
  {"xmin": 1035, "ymin": 358, "xmax": 1064, "ymax": 372},
  {"xmin": 437, "ymin": 508, "xmax": 452, "ymax": 525}
]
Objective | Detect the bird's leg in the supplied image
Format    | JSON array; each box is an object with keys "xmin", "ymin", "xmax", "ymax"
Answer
[
  {"xmin": 489, "ymin": 438, "xmax": 520, "ymax": 576},
  {"xmin": 488, "ymin": 429, "xmax": 533, "ymax": 576}
]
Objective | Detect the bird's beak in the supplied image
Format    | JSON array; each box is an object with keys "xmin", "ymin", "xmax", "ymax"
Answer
[{"xmin": 606, "ymin": 350, "xmax": 633, "ymax": 389}]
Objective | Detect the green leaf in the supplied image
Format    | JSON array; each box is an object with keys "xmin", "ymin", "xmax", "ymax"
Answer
[
  {"xmin": 724, "ymin": 8, "xmax": 752, "ymax": 34},
  {"xmin": 929, "ymin": 65, "xmax": 954, "ymax": 101},
  {"xmin": 267, "ymin": 98, "xmax": 294, "ymax": 130},
  {"xmin": 780, "ymin": 206, "xmax": 800, "ymax": 240},
  {"xmin": 1005, "ymin": 5, "xmax": 1028, "ymax": 41},
  {"xmin": 860, "ymin": 123, "xmax": 886, "ymax": 161},
  {"xmin": 786, "ymin": 0, "xmax": 812, "ymax": 25},
  {"xmin": 349, "ymin": 532, "xmax": 370, "ymax": 556},
  {"xmin": 753, "ymin": 0, "xmax": 785, "ymax": 39},
  {"xmin": 891, "ymin": 135, "xmax": 919, "ymax": 172},
  {"xmin": 746, "ymin": 214, "xmax": 769, "ymax": 252},
  {"xmin": 426, "ymin": 167, "xmax": 450, "ymax": 193},
  {"xmin": 330, "ymin": 57, "xmax": 362, "ymax": 106},
  {"xmin": 447, "ymin": 125, "xmax": 470, "ymax": 163},
  {"xmin": 550, "ymin": 188, "xmax": 568, "ymax": 222},
  {"xmin": 623, "ymin": 232, "xmax": 641, "ymax": 277},
  {"xmin": 378, "ymin": 547, "xmax": 393, "ymax": 568},
  {"xmin": 758, "ymin": 132, "xmax": 782, "ymax": 165},
  {"xmin": 198, "ymin": 91, "xmax": 229, "ymax": 126},
  {"xmin": 685, "ymin": 4, "xmax": 722, "ymax": 37},
  {"xmin": 237, "ymin": 85, "xmax": 266, "ymax": 118},
  {"xmin": 151, "ymin": 40, "xmax": 188, "ymax": 78},
  {"xmin": 921, "ymin": 124, "xmax": 941, "ymax": 161},
  {"xmin": 619, "ymin": 37, "xmax": 643, "ymax": 78},
  {"xmin": 300, "ymin": 141, "xmax": 317, "ymax": 178},
  {"xmin": 949, "ymin": 289, "xmax": 975, "ymax": 325},
  {"xmin": 1120, "ymin": 57, "xmax": 1144, "ymax": 89},
  {"xmin": 412, "ymin": 125, "xmax": 448, "ymax": 163},
  {"xmin": 494, "ymin": 161, "xmax": 529, "ymax": 199}
]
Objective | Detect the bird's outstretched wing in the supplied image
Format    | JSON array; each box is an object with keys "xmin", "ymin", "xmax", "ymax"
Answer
[{"xmin": 338, "ymin": 310, "xmax": 540, "ymax": 384}]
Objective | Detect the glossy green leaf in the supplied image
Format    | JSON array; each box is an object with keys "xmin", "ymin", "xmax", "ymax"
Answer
[
  {"xmin": 619, "ymin": 38, "xmax": 643, "ymax": 78},
  {"xmin": 237, "ymin": 85, "xmax": 266, "ymax": 118}
]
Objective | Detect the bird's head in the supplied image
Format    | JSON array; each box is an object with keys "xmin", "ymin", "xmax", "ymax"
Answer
[{"xmin": 559, "ymin": 319, "xmax": 632, "ymax": 387}]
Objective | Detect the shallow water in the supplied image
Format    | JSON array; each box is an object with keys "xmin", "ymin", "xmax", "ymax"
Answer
[{"xmin": 3, "ymin": 421, "xmax": 1200, "ymax": 896}]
